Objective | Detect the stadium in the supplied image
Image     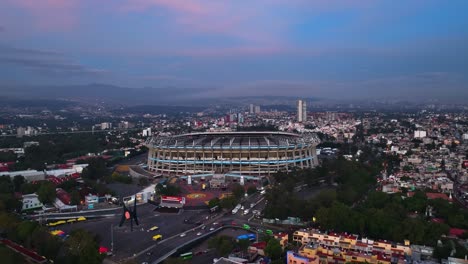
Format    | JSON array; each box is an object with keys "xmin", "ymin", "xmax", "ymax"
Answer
[{"xmin": 146, "ymin": 131, "xmax": 320, "ymax": 177}]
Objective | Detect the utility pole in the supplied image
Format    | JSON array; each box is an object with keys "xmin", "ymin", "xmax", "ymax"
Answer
[{"xmin": 111, "ymin": 224, "xmax": 114, "ymax": 253}]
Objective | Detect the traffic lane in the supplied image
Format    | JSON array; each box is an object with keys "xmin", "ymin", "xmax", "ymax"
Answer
[
  {"xmin": 111, "ymin": 211, "xmax": 199, "ymax": 259},
  {"xmin": 137, "ymin": 229, "xmax": 203, "ymax": 263}
]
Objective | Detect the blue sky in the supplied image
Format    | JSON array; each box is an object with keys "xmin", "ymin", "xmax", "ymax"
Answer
[{"xmin": 0, "ymin": 0, "xmax": 467, "ymax": 100}]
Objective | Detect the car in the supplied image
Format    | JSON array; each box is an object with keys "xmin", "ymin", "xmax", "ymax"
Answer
[
  {"xmin": 240, "ymin": 206, "xmax": 244, "ymax": 210},
  {"xmin": 196, "ymin": 232, "xmax": 202, "ymax": 236},
  {"xmin": 209, "ymin": 227, "xmax": 215, "ymax": 231},
  {"xmin": 201, "ymin": 225, "xmax": 206, "ymax": 230},
  {"xmin": 195, "ymin": 251, "xmax": 203, "ymax": 256},
  {"xmin": 180, "ymin": 233, "xmax": 186, "ymax": 237},
  {"xmin": 147, "ymin": 226, "xmax": 159, "ymax": 232},
  {"xmin": 213, "ymin": 222, "xmax": 219, "ymax": 225},
  {"xmin": 152, "ymin": 234, "xmax": 162, "ymax": 241},
  {"xmin": 146, "ymin": 252, "xmax": 152, "ymax": 256}
]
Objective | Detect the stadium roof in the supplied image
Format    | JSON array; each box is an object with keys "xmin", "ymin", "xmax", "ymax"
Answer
[{"xmin": 147, "ymin": 131, "xmax": 319, "ymax": 148}]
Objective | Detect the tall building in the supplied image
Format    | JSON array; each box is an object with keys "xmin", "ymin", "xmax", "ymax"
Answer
[
  {"xmin": 297, "ymin": 99, "xmax": 307, "ymax": 122},
  {"xmin": 254, "ymin": 105, "xmax": 261, "ymax": 114},
  {"xmin": 249, "ymin": 104, "xmax": 254, "ymax": 114}
]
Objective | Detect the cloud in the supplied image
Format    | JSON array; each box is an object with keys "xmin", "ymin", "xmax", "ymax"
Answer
[
  {"xmin": 0, "ymin": 45, "xmax": 107, "ymax": 76},
  {"xmin": 0, "ymin": 45, "xmax": 62, "ymax": 56},
  {"xmin": 4, "ymin": 0, "xmax": 79, "ymax": 31}
]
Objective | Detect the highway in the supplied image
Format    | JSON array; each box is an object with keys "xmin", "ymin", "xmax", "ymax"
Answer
[
  {"xmin": 47, "ymin": 187, "xmax": 271, "ymax": 264},
  {"xmin": 135, "ymin": 193, "xmax": 271, "ymax": 264}
]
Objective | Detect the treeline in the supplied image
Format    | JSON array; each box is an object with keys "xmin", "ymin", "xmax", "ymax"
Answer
[
  {"xmin": 0, "ymin": 213, "xmax": 104, "ymax": 264},
  {"xmin": 265, "ymin": 158, "xmax": 379, "ymax": 220},
  {"xmin": 1, "ymin": 132, "xmax": 145, "ymax": 171},
  {"xmin": 263, "ymin": 158, "xmax": 468, "ymax": 245}
]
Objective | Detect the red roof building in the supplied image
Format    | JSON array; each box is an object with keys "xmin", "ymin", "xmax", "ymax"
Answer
[
  {"xmin": 449, "ymin": 228, "xmax": 466, "ymax": 237},
  {"xmin": 56, "ymin": 188, "xmax": 71, "ymax": 205}
]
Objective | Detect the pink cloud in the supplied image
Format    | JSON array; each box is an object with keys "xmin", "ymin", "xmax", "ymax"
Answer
[{"xmin": 6, "ymin": 0, "xmax": 79, "ymax": 31}]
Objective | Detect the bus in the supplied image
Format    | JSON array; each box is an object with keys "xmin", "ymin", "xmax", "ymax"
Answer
[
  {"xmin": 180, "ymin": 252, "xmax": 193, "ymax": 260},
  {"xmin": 236, "ymin": 234, "xmax": 256, "ymax": 242},
  {"xmin": 232, "ymin": 204, "xmax": 241, "ymax": 214}
]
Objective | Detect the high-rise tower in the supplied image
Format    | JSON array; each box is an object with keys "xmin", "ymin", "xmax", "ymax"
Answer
[{"xmin": 297, "ymin": 99, "xmax": 307, "ymax": 122}]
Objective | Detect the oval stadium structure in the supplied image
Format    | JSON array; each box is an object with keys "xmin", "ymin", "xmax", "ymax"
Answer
[{"xmin": 146, "ymin": 131, "xmax": 320, "ymax": 177}]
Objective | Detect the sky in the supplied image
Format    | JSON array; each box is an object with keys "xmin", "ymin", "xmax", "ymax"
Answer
[{"xmin": 0, "ymin": 0, "xmax": 467, "ymax": 100}]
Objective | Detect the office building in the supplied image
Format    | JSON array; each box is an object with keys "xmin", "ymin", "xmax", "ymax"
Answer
[{"xmin": 298, "ymin": 100, "xmax": 307, "ymax": 122}]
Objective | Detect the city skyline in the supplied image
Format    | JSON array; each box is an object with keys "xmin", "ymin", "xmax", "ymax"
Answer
[{"xmin": 0, "ymin": 1, "xmax": 467, "ymax": 101}]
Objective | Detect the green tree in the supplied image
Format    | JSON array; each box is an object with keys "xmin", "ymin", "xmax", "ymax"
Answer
[
  {"xmin": 219, "ymin": 196, "xmax": 237, "ymax": 209},
  {"xmin": 265, "ymin": 238, "xmax": 282, "ymax": 260},
  {"xmin": 82, "ymin": 158, "xmax": 108, "ymax": 180},
  {"xmin": 30, "ymin": 227, "xmax": 62, "ymax": 259},
  {"xmin": 12, "ymin": 175, "xmax": 25, "ymax": 192},
  {"xmin": 16, "ymin": 220, "xmax": 39, "ymax": 242},
  {"xmin": 231, "ymin": 183, "xmax": 245, "ymax": 200},
  {"xmin": 20, "ymin": 182, "xmax": 40, "ymax": 194},
  {"xmin": 163, "ymin": 258, "xmax": 186, "ymax": 264},
  {"xmin": 0, "ymin": 176, "xmax": 14, "ymax": 194},
  {"xmin": 247, "ymin": 186, "xmax": 257, "ymax": 195},
  {"xmin": 208, "ymin": 197, "xmax": 220, "ymax": 208},
  {"xmin": 0, "ymin": 246, "xmax": 24, "ymax": 263},
  {"xmin": 156, "ymin": 183, "xmax": 181, "ymax": 196},
  {"xmin": 237, "ymin": 238, "xmax": 251, "ymax": 253},
  {"xmin": 37, "ymin": 182, "xmax": 56, "ymax": 204},
  {"xmin": 63, "ymin": 229, "xmax": 102, "ymax": 264},
  {"xmin": 138, "ymin": 177, "xmax": 149, "ymax": 186},
  {"xmin": 70, "ymin": 190, "xmax": 81, "ymax": 206},
  {"xmin": 208, "ymin": 235, "xmax": 235, "ymax": 256}
]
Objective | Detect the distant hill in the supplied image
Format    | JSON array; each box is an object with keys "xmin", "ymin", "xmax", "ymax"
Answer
[{"xmin": 0, "ymin": 83, "xmax": 323, "ymax": 107}]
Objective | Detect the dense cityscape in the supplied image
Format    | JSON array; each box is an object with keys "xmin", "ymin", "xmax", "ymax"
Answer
[
  {"xmin": 1, "ymin": 1, "xmax": 468, "ymax": 264},
  {"xmin": 0, "ymin": 98, "xmax": 467, "ymax": 264}
]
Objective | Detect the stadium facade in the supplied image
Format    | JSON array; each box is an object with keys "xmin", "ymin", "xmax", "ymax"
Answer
[{"xmin": 146, "ymin": 131, "xmax": 320, "ymax": 177}]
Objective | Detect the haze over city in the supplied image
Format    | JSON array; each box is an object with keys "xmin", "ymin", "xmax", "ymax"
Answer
[{"xmin": 1, "ymin": 0, "xmax": 467, "ymax": 102}]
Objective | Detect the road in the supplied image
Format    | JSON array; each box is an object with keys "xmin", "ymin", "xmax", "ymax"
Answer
[
  {"xmin": 50, "ymin": 190, "xmax": 272, "ymax": 264},
  {"xmin": 135, "ymin": 193, "xmax": 272, "ymax": 264},
  {"xmin": 57, "ymin": 204, "xmax": 201, "ymax": 260}
]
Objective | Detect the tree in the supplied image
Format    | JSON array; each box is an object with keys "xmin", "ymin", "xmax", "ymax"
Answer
[
  {"xmin": 0, "ymin": 246, "xmax": 24, "ymax": 263},
  {"xmin": 208, "ymin": 197, "xmax": 220, "ymax": 208},
  {"xmin": 247, "ymin": 186, "xmax": 257, "ymax": 195},
  {"xmin": 155, "ymin": 183, "xmax": 181, "ymax": 196},
  {"xmin": 82, "ymin": 158, "xmax": 108, "ymax": 180},
  {"xmin": 163, "ymin": 258, "xmax": 186, "ymax": 264},
  {"xmin": 16, "ymin": 220, "xmax": 39, "ymax": 242},
  {"xmin": 265, "ymin": 238, "xmax": 282, "ymax": 260},
  {"xmin": 219, "ymin": 196, "xmax": 237, "ymax": 209},
  {"xmin": 237, "ymin": 238, "xmax": 251, "ymax": 253},
  {"xmin": 37, "ymin": 182, "xmax": 56, "ymax": 204},
  {"xmin": 231, "ymin": 183, "xmax": 245, "ymax": 200},
  {"xmin": 12, "ymin": 175, "xmax": 25, "ymax": 192},
  {"xmin": 70, "ymin": 190, "xmax": 81, "ymax": 206},
  {"xmin": 208, "ymin": 235, "xmax": 235, "ymax": 256},
  {"xmin": 138, "ymin": 177, "xmax": 149, "ymax": 186},
  {"xmin": 63, "ymin": 229, "xmax": 102, "ymax": 264},
  {"xmin": 0, "ymin": 176, "xmax": 14, "ymax": 194}
]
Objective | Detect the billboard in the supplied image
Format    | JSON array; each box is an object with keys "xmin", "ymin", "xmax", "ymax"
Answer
[{"xmin": 161, "ymin": 196, "xmax": 185, "ymax": 204}]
